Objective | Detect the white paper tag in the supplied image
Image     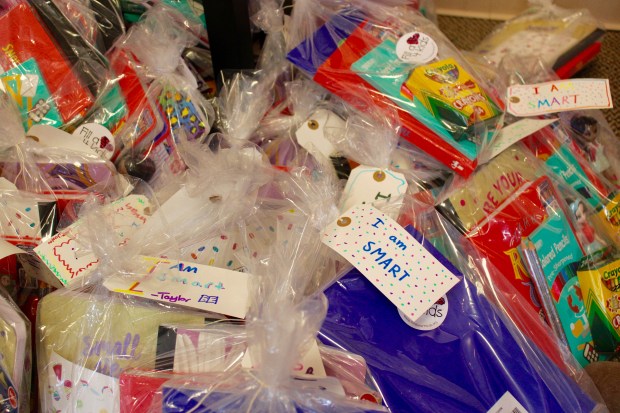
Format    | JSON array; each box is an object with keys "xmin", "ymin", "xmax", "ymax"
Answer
[
  {"xmin": 487, "ymin": 391, "xmax": 529, "ymax": 413},
  {"xmin": 34, "ymin": 195, "xmax": 150, "ymax": 286},
  {"xmin": 0, "ymin": 240, "xmax": 24, "ymax": 261},
  {"xmin": 396, "ymin": 32, "xmax": 438, "ymax": 64},
  {"xmin": 340, "ymin": 166, "xmax": 408, "ymax": 219},
  {"xmin": 295, "ymin": 109, "xmax": 344, "ymax": 159},
  {"xmin": 0, "ymin": 196, "xmax": 41, "ymax": 240},
  {"xmin": 27, "ymin": 123, "xmax": 115, "ymax": 160},
  {"xmin": 322, "ymin": 205, "xmax": 461, "ymax": 321},
  {"xmin": 0, "ymin": 178, "xmax": 18, "ymax": 191},
  {"xmin": 46, "ymin": 352, "xmax": 119, "ymax": 413},
  {"xmin": 399, "ymin": 295, "xmax": 448, "ymax": 330},
  {"xmin": 482, "ymin": 118, "xmax": 558, "ymax": 162},
  {"xmin": 104, "ymin": 256, "xmax": 250, "ymax": 319},
  {"xmin": 242, "ymin": 339, "xmax": 327, "ymax": 378},
  {"xmin": 72, "ymin": 123, "xmax": 116, "ymax": 160},
  {"xmin": 506, "ymin": 79, "xmax": 613, "ymax": 117}
]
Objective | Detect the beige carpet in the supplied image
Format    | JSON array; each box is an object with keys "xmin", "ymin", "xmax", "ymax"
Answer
[{"xmin": 438, "ymin": 15, "xmax": 620, "ymax": 137}]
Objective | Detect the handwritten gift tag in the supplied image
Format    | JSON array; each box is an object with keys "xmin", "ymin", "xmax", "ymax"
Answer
[
  {"xmin": 242, "ymin": 339, "xmax": 327, "ymax": 378},
  {"xmin": 103, "ymin": 257, "xmax": 250, "ymax": 319},
  {"xmin": 340, "ymin": 166, "xmax": 408, "ymax": 218},
  {"xmin": 34, "ymin": 195, "xmax": 150, "ymax": 286},
  {"xmin": 27, "ymin": 123, "xmax": 115, "ymax": 160},
  {"xmin": 322, "ymin": 205, "xmax": 461, "ymax": 321},
  {"xmin": 507, "ymin": 79, "xmax": 613, "ymax": 117},
  {"xmin": 481, "ymin": 118, "xmax": 558, "ymax": 163},
  {"xmin": 295, "ymin": 109, "xmax": 344, "ymax": 159},
  {"xmin": 46, "ymin": 351, "xmax": 119, "ymax": 413}
]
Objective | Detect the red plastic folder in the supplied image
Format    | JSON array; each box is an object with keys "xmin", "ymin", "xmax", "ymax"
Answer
[{"xmin": 0, "ymin": 2, "xmax": 93, "ymax": 123}]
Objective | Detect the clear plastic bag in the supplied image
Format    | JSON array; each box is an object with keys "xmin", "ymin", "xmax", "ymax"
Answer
[
  {"xmin": 0, "ymin": 0, "xmax": 113, "ymax": 130},
  {"xmin": 286, "ymin": 0, "xmax": 503, "ymax": 177},
  {"xmin": 436, "ymin": 141, "xmax": 620, "ymax": 366},
  {"xmin": 136, "ymin": 183, "xmax": 384, "ymax": 413},
  {"xmin": 474, "ymin": 0, "xmax": 604, "ymax": 74},
  {"xmin": 0, "ymin": 286, "xmax": 31, "ymax": 413},
  {"xmin": 36, "ymin": 193, "xmax": 217, "ymax": 413},
  {"xmin": 320, "ymin": 196, "xmax": 607, "ymax": 412},
  {"xmin": 109, "ymin": 3, "xmax": 215, "ymax": 190}
]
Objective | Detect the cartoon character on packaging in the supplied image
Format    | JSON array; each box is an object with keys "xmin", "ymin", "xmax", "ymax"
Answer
[
  {"xmin": 570, "ymin": 116, "xmax": 618, "ymax": 185},
  {"xmin": 571, "ymin": 200, "xmax": 605, "ymax": 255}
]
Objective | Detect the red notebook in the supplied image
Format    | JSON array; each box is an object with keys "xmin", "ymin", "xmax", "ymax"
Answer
[{"xmin": 0, "ymin": 2, "xmax": 93, "ymax": 124}]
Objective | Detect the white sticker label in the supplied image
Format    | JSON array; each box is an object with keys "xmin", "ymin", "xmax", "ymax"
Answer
[
  {"xmin": 506, "ymin": 79, "xmax": 612, "ymax": 117},
  {"xmin": 487, "ymin": 391, "xmax": 529, "ymax": 413},
  {"xmin": 399, "ymin": 295, "xmax": 448, "ymax": 330},
  {"xmin": 242, "ymin": 339, "xmax": 327, "ymax": 378},
  {"xmin": 322, "ymin": 205, "xmax": 461, "ymax": 321},
  {"xmin": 295, "ymin": 109, "xmax": 344, "ymax": 159},
  {"xmin": 396, "ymin": 32, "xmax": 438, "ymax": 64},
  {"xmin": 104, "ymin": 256, "xmax": 251, "ymax": 319},
  {"xmin": 340, "ymin": 166, "xmax": 408, "ymax": 219},
  {"xmin": 72, "ymin": 123, "xmax": 115, "ymax": 160},
  {"xmin": 482, "ymin": 118, "xmax": 558, "ymax": 163},
  {"xmin": 34, "ymin": 195, "xmax": 150, "ymax": 286}
]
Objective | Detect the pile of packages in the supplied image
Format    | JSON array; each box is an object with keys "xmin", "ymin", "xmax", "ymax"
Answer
[{"xmin": 0, "ymin": 0, "xmax": 618, "ymax": 411}]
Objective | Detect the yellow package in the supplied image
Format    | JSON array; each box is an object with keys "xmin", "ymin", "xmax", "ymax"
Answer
[
  {"xmin": 577, "ymin": 250, "xmax": 620, "ymax": 355},
  {"xmin": 400, "ymin": 58, "xmax": 500, "ymax": 135}
]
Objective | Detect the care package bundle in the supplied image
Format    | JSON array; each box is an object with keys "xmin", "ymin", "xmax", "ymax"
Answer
[
  {"xmin": 474, "ymin": 0, "xmax": 605, "ymax": 78},
  {"xmin": 286, "ymin": 0, "xmax": 504, "ymax": 177},
  {"xmin": 106, "ymin": 4, "xmax": 215, "ymax": 191}
]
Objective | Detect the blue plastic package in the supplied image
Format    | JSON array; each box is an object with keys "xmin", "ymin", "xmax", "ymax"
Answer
[{"xmin": 319, "ymin": 229, "xmax": 598, "ymax": 413}]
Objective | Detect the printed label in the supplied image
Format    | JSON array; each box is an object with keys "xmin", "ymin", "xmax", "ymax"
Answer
[
  {"xmin": 399, "ymin": 295, "xmax": 448, "ymax": 330},
  {"xmin": 340, "ymin": 166, "xmax": 408, "ymax": 219},
  {"xmin": 322, "ymin": 205, "xmax": 461, "ymax": 321},
  {"xmin": 242, "ymin": 339, "xmax": 327, "ymax": 377},
  {"xmin": 72, "ymin": 123, "xmax": 116, "ymax": 160},
  {"xmin": 487, "ymin": 391, "xmax": 529, "ymax": 413},
  {"xmin": 507, "ymin": 79, "xmax": 613, "ymax": 117},
  {"xmin": 34, "ymin": 195, "xmax": 150, "ymax": 285},
  {"xmin": 46, "ymin": 352, "xmax": 119, "ymax": 413},
  {"xmin": 482, "ymin": 118, "xmax": 558, "ymax": 162},
  {"xmin": 395, "ymin": 32, "xmax": 438, "ymax": 64},
  {"xmin": 104, "ymin": 256, "xmax": 250, "ymax": 319},
  {"xmin": 295, "ymin": 109, "xmax": 344, "ymax": 159}
]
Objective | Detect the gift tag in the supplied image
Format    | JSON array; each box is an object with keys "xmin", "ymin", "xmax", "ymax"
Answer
[
  {"xmin": 27, "ymin": 123, "xmax": 115, "ymax": 160},
  {"xmin": 487, "ymin": 391, "xmax": 529, "ymax": 413},
  {"xmin": 340, "ymin": 166, "xmax": 408, "ymax": 219},
  {"xmin": 35, "ymin": 195, "xmax": 150, "ymax": 286},
  {"xmin": 0, "ymin": 197, "xmax": 41, "ymax": 240},
  {"xmin": 47, "ymin": 352, "xmax": 119, "ymax": 413},
  {"xmin": 481, "ymin": 118, "xmax": 558, "ymax": 163},
  {"xmin": 507, "ymin": 79, "xmax": 612, "ymax": 117},
  {"xmin": 242, "ymin": 339, "xmax": 327, "ymax": 378},
  {"xmin": 322, "ymin": 205, "xmax": 461, "ymax": 321},
  {"xmin": 104, "ymin": 256, "xmax": 251, "ymax": 319},
  {"xmin": 395, "ymin": 32, "xmax": 438, "ymax": 64},
  {"xmin": 0, "ymin": 240, "xmax": 25, "ymax": 261},
  {"xmin": 72, "ymin": 123, "xmax": 116, "ymax": 160},
  {"xmin": 295, "ymin": 109, "xmax": 343, "ymax": 159}
]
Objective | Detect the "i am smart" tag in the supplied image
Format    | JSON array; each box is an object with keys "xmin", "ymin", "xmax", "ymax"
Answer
[{"xmin": 322, "ymin": 204, "xmax": 460, "ymax": 321}]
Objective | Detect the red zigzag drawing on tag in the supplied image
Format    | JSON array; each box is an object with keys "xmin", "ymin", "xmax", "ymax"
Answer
[{"xmin": 52, "ymin": 238, "xmax": 99, "ymax": 279}]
